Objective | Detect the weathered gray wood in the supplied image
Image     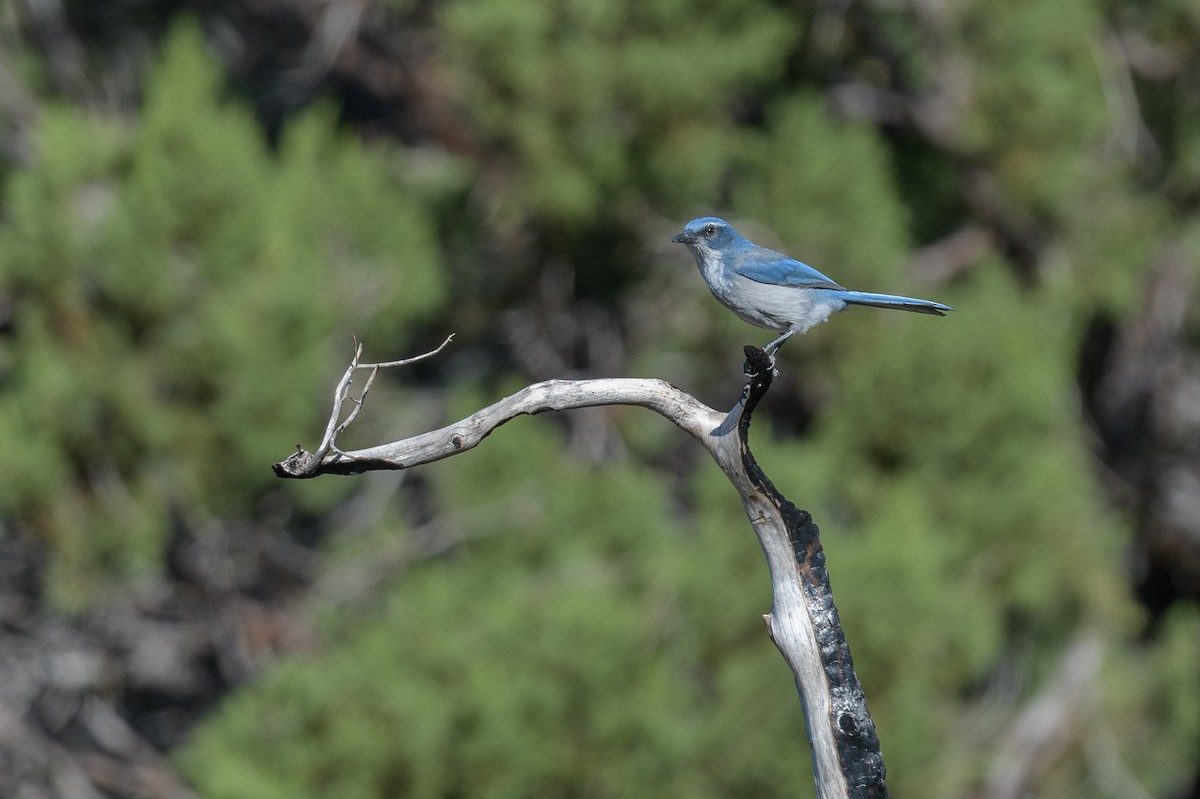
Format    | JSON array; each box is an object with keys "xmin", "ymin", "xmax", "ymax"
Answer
[{"xmin": 273, "ymin": 345, "xmax": 887, "ymax": 798}]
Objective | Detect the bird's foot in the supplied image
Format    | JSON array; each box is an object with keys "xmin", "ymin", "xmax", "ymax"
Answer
[{"xmin": 742, "ymin": 352, "xmax": 780, "ymax": 380}]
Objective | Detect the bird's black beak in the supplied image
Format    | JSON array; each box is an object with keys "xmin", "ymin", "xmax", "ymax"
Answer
[{"xmin": 671, "ymin": 232, "xmax": 687, "ymax": 244}]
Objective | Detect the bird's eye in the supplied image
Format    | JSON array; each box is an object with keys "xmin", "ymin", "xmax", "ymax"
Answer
[{"xmin": 703, "ymin": 224, "xmax": 717, "ymax": 237}]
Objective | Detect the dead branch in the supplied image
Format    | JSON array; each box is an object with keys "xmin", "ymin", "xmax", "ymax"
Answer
[
  {"xmin": 273, "ymin": 341, "xmax": 888, "ymax": 799},
  {"xmin": 302, "ymin": 334, "xmax": 454, "ymax": 468}
]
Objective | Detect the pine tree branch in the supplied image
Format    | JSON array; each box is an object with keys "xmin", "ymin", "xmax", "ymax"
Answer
[{"xmin": 272, "ymin": 342, "xmax": 888, "ymax": 798}]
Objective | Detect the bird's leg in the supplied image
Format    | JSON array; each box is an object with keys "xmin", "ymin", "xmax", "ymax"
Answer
[
  {"xmin": 763, "ymin": 329, "xmax": 795, "ymax": 356},
  {"xmin": 745, "ymin": 329, "xmax": 793, "ymax": 377}
]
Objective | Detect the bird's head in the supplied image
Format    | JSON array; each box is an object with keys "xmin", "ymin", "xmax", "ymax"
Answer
[{"xmin": 671, "ymin": 217, "xmax": 742, "ymax": 257}]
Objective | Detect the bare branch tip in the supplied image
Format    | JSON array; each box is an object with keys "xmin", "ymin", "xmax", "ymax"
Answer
[
  {"xmin": 273, "ymin": 447, "xmax": 317, "ymax": 479},
  {"xmin": 357, "ymin": 333, "xmax": 457, "ymax": 370}
]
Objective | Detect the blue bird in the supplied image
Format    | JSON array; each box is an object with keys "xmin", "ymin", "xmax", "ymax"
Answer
[{"xmin": 672, "ymin": 217, "xmax": 952, "ymax": 355}]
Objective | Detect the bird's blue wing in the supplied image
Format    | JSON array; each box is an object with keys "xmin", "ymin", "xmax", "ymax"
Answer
[{"xmin": 733, "ymin": 247, "xmax": 844, "ymax": 289}]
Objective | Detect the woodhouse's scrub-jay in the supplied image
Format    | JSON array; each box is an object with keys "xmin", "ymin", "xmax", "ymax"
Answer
[{"xmin": 673, "ymin": 217, "xmax": 952, "ymax": 356}]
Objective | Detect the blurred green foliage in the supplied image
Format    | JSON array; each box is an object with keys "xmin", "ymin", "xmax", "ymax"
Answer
[
  {"xmin": 957, "ymin": 0, "xmax": 1108, "ymax": 217},
  {"xmin": 0, "ymin": 24, "xmax": 445, "ymax": 607},
  {"xmin": 1, "ymin": 1, "xmax": 1198, "ymax": 798},
  {"xmin": 441, "ymin": 0, "xmax": 796, "ymax": 225}
]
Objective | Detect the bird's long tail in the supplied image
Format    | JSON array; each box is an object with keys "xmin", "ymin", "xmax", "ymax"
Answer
[{"xmin": 833, "ymin": 290, "xmax": 953, "ymax": 316}]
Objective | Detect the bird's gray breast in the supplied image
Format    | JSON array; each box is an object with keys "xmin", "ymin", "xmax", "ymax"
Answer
[
  {"xmin": 696, "ymin": 252, "xmax": 786, "ymax": 332},
  {"xmin": 698, "ymin": 251, "xmax": 843, "ymax": 334}
]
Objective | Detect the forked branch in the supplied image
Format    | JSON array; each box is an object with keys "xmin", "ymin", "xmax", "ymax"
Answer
[{"xmin": 291, "ymin": 334, "xmax": 455, "ymax": 471}]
